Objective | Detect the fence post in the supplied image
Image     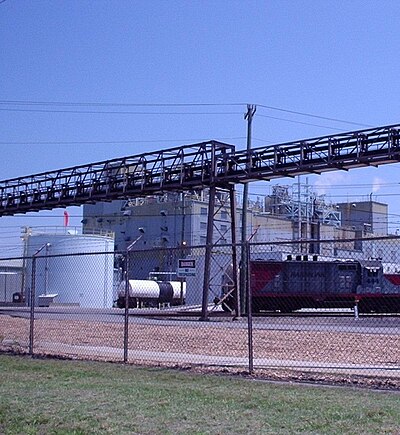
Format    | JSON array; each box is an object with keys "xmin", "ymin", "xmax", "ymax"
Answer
[
  {"xmin": 123, "ymin": 233, "xmax": 144, "ymax": 361},
  {"xmin": 29, "ymin": 256, "xmax": 36, "ymax": 356},
  {"xmin": 29, "ymin": 243, "xmax": 50, "ymax": 355},
  {"xmin": 123, "ymin": 252, "xmax": 129, "ymax": 363},
  {"xmin": 246, "ymin": 241, "xmax": 254, "ymax": 374}
]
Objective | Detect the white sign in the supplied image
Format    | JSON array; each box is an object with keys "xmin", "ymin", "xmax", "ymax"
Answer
[{"xmin": 177, "ymin": 258, "xmax": 196, "ymax": 277}]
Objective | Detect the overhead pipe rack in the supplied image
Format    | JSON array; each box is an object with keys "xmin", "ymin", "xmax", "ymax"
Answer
[
  {"xmin": 0, "ymin": 141, "xmax": 234, "ymax": 215},
  {"xmin": 0, "ymin": 123, "xmax": 399, "ymax": 216},
  {"xmin": 225, "ymin": 123, "xmax": 400, "ymax": 182}
]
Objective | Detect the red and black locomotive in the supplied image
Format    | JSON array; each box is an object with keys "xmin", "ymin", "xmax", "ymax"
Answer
[{"xmin": 219, "ymin": 256, "xmax": 400, "ymax": 313}]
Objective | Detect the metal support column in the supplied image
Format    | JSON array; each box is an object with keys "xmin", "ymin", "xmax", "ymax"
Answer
[
  {"xmin": 229, "ymin": 184, "xmax": 240, "ymax": 318},
  {"xmin": 200, "ymin": 184, "xmax": 216, "ymax": 321}
]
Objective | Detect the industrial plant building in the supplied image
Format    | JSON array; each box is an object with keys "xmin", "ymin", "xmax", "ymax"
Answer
[
  {"xmin": 82, "ymin": 183, "xmax": 390, "ymax": 253},
  {"xmin": 1, "ymin": 183, "xmax": 395, "ymax": 309},
  {"xmin": 81, "ymin": 183, "xmax": 395, "ymax": 281}
]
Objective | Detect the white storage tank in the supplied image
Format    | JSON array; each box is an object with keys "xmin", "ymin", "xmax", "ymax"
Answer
[{"xmin": 25, "ymin": 230, "xmax": 114, "ymax": 308}]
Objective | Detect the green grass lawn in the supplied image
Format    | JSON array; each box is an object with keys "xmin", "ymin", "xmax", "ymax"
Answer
[{"xmin": 0, "ymin": 354, "xmax": 399, "ymax": 434}]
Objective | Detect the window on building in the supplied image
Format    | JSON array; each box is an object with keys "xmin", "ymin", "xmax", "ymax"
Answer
[
  {"xmin": 200, "ymin": 207, "xmax": 208, "ymax": 216},
  {"xmin": 221, "ymin": 210, "xmax": 228, "ymax": 220},
  {"xmin": 220, "ymin": 224, "xmax": 228, "ymax": 232},
  {"xmin": 200, "ymin": 221, "xmax": 207, "ymax": 230},
  {"xmin": 200, "ymin": 235, "xmax": 207, "ymax": 244}
]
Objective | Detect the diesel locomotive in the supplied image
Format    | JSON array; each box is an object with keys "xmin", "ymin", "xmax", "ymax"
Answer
[{"xmin": 218, "ymin": 256, "xmax": 400, "ymax": 313}]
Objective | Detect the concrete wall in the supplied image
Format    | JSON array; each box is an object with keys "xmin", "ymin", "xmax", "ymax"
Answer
[{"xmin": 337, "ymin": 201, "xmax": 388, "ymax": 236}]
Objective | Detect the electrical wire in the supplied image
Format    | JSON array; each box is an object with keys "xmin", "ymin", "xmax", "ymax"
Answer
[
  {"xmin": 0, "ymin": 100, "xmax": 247, "ymax": 107},
  {"xmin": 0, "ymin": 99, "xmax": 371, "ymax": 129},
  {"xmin": 0, "ymin": 108, "xmax": 243, "ymax": 115},
  {"xmin": 252, "ymin": 137, "xmax": 273, "ymax": 143},
  {"xmin": 256, "ymin": 113, "xmax": 347, "ymax": 131},
  {"xmin": 248, "ymin": 183, "xmax": 400, "ymax": 191},
  {"xmin": 304, "ymin": 183, "xmax": 400, "ymax": 189},
  {"xmin": 256, "ymin": 103, "xmax": 372, "ymax": 128},
  {"xmin": 0, "ymin": 137, "xmax": 245, "ymax": 145}
]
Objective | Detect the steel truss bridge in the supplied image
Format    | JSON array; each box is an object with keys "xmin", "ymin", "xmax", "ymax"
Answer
[
  {"xmin": 1, "ymin": 122, "xmax": 400, "ymax": 319},
  {"xmin": 1, "ymin": 123, "xmax": 400, "ymax": 215}
]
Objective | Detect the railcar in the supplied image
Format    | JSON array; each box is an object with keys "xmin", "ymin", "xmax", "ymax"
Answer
[
  {"xmin": 218, "ymin": 257, "xmax": 400, "ymax": 313},
  {"xmin": 116, "ymin": 279, "xmax": 186, "ymax": 309}
]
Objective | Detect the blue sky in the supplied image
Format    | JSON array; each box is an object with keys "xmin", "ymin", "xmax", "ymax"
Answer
[{"xmin": 1, "ymin": 0, "xmax": 400, "ymax": 256}]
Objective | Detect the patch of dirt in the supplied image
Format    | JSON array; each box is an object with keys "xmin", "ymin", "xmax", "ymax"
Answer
[{"xmin": 1, "ymin": 314, "xmax": 399, "ymax": 390}]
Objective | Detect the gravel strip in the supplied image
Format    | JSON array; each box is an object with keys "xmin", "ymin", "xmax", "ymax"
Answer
[
  {"xmin": 2, "ymin": 314, "xmax": 400, "ymax": 389},
  {"xmin": 1, "ymin": 315, "xmax": 399, "ymax": 366}
]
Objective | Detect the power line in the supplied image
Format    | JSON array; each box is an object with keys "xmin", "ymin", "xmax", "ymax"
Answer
[
  {"xmin": 256, "ymin": 113, "xmax": 346, "ymax": 131},
  {"xmin": 0, "ymin": 100, "xmax": 247, "ymax": 107},
  {"xmin": 248, "ymin": 189, "xmax": 400, "ymax": 199},
  {"xmin": 0, "ymin": 136, "xmax": 246, "ymax": 146},
  {"xmin": 0, "ymin": 99, "xmax": 371, "ymax": 129},
  {"xmin": 312, "ymin": 182, "xmax": 400, "ymax": 189},
  {"xmin": 249, "ymin": 182, "xmax": 400, "ymax": 190},
  {"xmin": 0, "ymin": 108, "xmax": 242, "ymax": 116},
  {"xmin": 252, "ymin": 137, "xmax": 273, "ymax": 143},
  {"xmin": 0, "ymin": 107, "xmax": 356, "ymax": 133},
  {"xmin": 256, "ymin": 103, "xmax": 372, "ymax": 128}
]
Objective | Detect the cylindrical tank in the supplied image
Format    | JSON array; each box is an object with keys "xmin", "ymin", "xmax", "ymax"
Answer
[
  {"xmin": 25, "ymin": 232, "xmax": 114, "ymax": 308},
  {"xmin": 117, "ymin": 279, "xmax": 186, "ymax": 308}
]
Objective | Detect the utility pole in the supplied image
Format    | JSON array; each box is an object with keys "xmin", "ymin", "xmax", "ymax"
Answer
[{"xmin": 240, "ymin": 104, "xmax": 256, "ymax": 314}]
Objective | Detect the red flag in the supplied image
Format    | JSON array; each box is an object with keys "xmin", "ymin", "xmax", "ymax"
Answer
[{"xmin": 63, "ymin": 210, "xmax": 69, "ymax": 227}]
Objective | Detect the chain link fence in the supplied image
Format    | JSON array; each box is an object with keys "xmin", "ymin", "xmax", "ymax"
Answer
[
  {"xmin": 248, "ymin": 238, "xmax": 400, "ymax": 382},
  {"xmin": 0, "ymin": 236, "xmax": 399, "ymax": 386}
]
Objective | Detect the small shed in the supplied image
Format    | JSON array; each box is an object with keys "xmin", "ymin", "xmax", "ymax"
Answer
[{"xmin": 0, "ymin": 259, "xmax": 23, "ymax": 304}]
